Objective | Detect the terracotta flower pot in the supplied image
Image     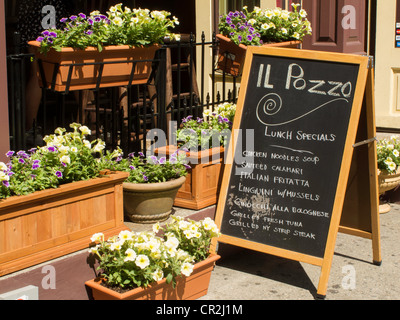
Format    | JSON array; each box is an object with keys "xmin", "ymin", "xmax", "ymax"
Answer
[
  {"xmin": 155, "ymin": 146, "xmax": 225, "ymax": 210},
  {"xmin": 85, "ymin": 254, "xmax": 220, "ymax": 300},
  {"xmin": 123, "ymin": 175, "xmax": 186, "ymax": 224},
  {"xmin": 216, "ymin": 34, "xmax": 301, "ymax": 77},
  {"xmin": 28, "ymin": 41, "xmax": 160, "ymax": 91},
  {"xmin": 0, "ymin": 171, "xmax": 129, "ymax": 276}
]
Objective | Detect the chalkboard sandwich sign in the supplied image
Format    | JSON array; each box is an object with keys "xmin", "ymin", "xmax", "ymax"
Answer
[{"xmin": 212, "ymin": 46, "xmax": 370, "ymax": 299}]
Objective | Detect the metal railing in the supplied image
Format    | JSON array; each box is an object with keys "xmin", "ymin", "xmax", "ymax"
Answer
[{"xmin": 6, "ymin": 32, "xmax": 239, "ymax": 154}]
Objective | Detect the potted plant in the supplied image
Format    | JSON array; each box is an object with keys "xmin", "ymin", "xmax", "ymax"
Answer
[
  {"xmin": 377, "ymin": 136, "xmax": 400, "ymax": 213},
  {"xmin": 0, "ymin": 123, "xmax": 129, "ymax": 276},
  {"xmin": 156, "ymin": 102, "xmax": 236, "ymax": 210},
  {"xmin": 97, "ymin": 149, "xmax": 189, "ymax": 223},
  {"xmin": 28, "ymin": 4, "xmax": 180, "ymax": 91},
  {"xmin": 85, "ymin": 215, "xmax": 221, "ymax": 300},
  {"xmin": 217, "ymin": 4, "xmax": 312, "ymax": 76}
]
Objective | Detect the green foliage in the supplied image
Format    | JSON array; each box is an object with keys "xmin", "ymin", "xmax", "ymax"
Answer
[
  {"xmin": 0, "ymin": 123, "xmax": 105, "ymax": 199},
  {"xmin": 36, "ymin": 4, "xmax": 179, "ymax": 54},
  {"xmin": 89, "ymin": 217, "xmax": 220, "ymax": 290},
  {"xmin": 176, "ymin": 102, "xmax": 236, "ymax": 150},
  {"xmin": 97, "ymin": 148, "xmax": 189, "ymax": 184},
  {"xmin": 377, "ymin": 136, "xmax": 400, "ymax": 174},
  {"xmin": 218, "ymin": 4, "xmax": 312, "ymax": 46}
]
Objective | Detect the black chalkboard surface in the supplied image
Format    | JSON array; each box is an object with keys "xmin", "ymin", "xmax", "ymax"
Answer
[{"xmin": 220, "ymin": 54, "xmax": 360, "ymax": 258}]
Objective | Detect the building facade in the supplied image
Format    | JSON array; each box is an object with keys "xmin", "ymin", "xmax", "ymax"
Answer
[{"xmin": 1, "ymin": 0, "xmax": 398, "ymax": 161}]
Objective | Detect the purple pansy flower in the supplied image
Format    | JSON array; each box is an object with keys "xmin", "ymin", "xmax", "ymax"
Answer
[
  {"xmin": 2, "ymin": 181, "xmax": 9, "ymax": 188},
  {"xmin": 55, "ymin": 171, "xmax": 63, "ymax": 178},
  {"xmin": 79, "ymin": 13, "xmax": 86, "ymax": 19},
  {"xmin": 6, "ymin": 151, "xmax": 14, "ymax": 157}
]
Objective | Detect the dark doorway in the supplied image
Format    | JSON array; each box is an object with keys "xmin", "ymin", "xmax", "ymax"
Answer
[{"xmin": 133, "ymin": 0, "xmax": 196, "ymax": 35}]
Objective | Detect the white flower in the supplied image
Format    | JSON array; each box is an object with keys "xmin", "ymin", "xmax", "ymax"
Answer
[
  {"xmin": 119, "ymin": 230, "xmax": 133, "ymax": 242},
  {"xmin": 261, "ymin": 23, "xmax": 270, "ymax": 31},
  {"xmin": 300, "ymin": 9, "xmax": 307, "ymax": 18},
  {"xmin": 0, "ymin": 171, "xmax": 9, "ymax": 182},
  {"xmin": 112, "ymin": 17, "xmax": 123, "ymax": 26},
  {"xmin": 0, "ymin": 162, "xmax": 7, "ymax": 171},
  {"xmin": 165, "ymin": 236, "xmax": 179, "ymax": 249},
  {"xmin": 181, "ymin": 262, "xmax": 194, "ymax": 277},
  {"xmin": 152, "ymin": 269, "xmax": 164, "ymax": 282},
  {"xmin": 58, "ymin": 145, "xmax": 69, "ymax": 155},
  {"xmin": 60, "ymin": 155, "xmax": 71, "ymax": 165},
  {"xmin": 83, "ymin": 140, "xmax": 91, "ymax": 149},
  {"xmin": 92, "ymin": 141, "xmax": 105, "ymax": 153},
  {"xmin": 124, "ymin": 248, "xmax": 137, "ymax": 262},
  {"xmin": 90, "ymin": 232, "xmax": 104, "ymax": 242},
  {"xmin": 110, "ymin": 241, "xmax": 122, "ymax": 251},
  {"xmin": 70, "ymin": 146, "xmax": 78, "ymax": 153},
  {"xmin": 202, "ymin": 217, "xmax": 215, "ymax": 230},
  {"xmin": 152, "ymin": 222, "xmax": 161, "ymax": 233},
  {"xmin": 135, "ymin": 254, "xmax": 150, "ymax": 269},
  {"xmin": 79, "ymin": 126, "xmax": 91, "ymax": 135},
  {"xmin": 393, "ymin": 150, "xmax": 400, "ymax": 158}
]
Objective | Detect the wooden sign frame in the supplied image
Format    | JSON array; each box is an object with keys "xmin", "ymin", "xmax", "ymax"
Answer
[{"xmin": 212, "ymin": 46, "xmax": 379, "ymax": 299}]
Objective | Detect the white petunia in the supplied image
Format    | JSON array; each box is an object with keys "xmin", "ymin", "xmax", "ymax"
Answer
[
  {"xmin": 135, "ymin": 254, "xmax": 150, "ymax": 269},
  {"xmin": 124, "ymin": 248, "xmax": 137, "ymax": 262},
  {"xmin": 181, "ymin": 262, "xmax": 194, "ymax": 277},
  {"xmin": 90, "ymin": 232, "xmax": 104, "ymax": 242}
]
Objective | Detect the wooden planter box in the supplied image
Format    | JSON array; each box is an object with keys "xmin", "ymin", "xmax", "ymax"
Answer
[
  {"xmin": 0, "ymin": 171, "xmax": 129, "ymax": 276},
  {"xmin": 156, "ymin": 146, "xmax": 225, "ymax": 210},
  {"xmin": 216, "ymin": 34, "xmax": 301, "ymax": 77},
  {"xmin": 85, "ymin": 254, "xmax": 220, "ymax": 300},
  {"xmin": 28, "ymin": 41, "xmax": 160, "ymax": 91}
]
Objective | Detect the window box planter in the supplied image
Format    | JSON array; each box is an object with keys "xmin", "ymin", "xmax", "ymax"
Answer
[
  {"xmin": 85, "ymin": 253, "xmax": 220, "ymax": 300},
  {"xmin": 0, "ymin": 171, "xmax": 129, "ymax": 276},
  {"xmin": 155, "ymin": 146, "xmax": 225, "ymax": 210},
  {"xmin": 216, "ymin": 34, "xmax": 301, "ymax": 77},
  {"xmin": 28, "ymin": 41, "xmax": 160, "ymax": 91}
]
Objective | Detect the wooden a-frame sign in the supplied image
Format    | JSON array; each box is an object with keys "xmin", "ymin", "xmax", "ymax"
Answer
[{"xmin": 212, "ymin": 46, "xmax": 381, "ymax": 299}]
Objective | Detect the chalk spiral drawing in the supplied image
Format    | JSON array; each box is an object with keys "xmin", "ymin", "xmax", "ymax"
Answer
[{"xmin": 256, "ymin": 93, "xmax": 349, "ymax": 127}]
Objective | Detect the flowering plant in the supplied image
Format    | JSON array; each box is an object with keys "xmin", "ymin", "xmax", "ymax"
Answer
[
  {"xmin": 89, "ymin": 217, "xmax": 220, "ymax": 290},
  {"xmin": 163, "ymin": 216, "xmax": 220, "ymax": 262},
  {"xmin": 377, "ymin": 136, "xmax": 400, "ymax": 174},
  {"xmin": 97, "ymin": 148, "xmax": 189, "ymax": 183},
  {"xmin": 218, "ymin": 4, "xmax": 312, "ymax": 46},
  {"xmin": 36, "ymin": 3, "xmax": 180, "ymax": 54},
  {"xmin": 0, "ymin": 123, "xmax": 106, "ymax": 199},
  {"xmin": 176, "ymin": 102, "xmax": 236, "ymax": 150}
]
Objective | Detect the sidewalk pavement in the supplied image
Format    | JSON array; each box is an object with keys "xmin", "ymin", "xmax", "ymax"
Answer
[
  {"xmin": 200, "ymin": 203, "xmax": 400, "ymax": 300},
  {"xmin": 0, "ymin": 203, "xmax": 399, "ymax": 300}
]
